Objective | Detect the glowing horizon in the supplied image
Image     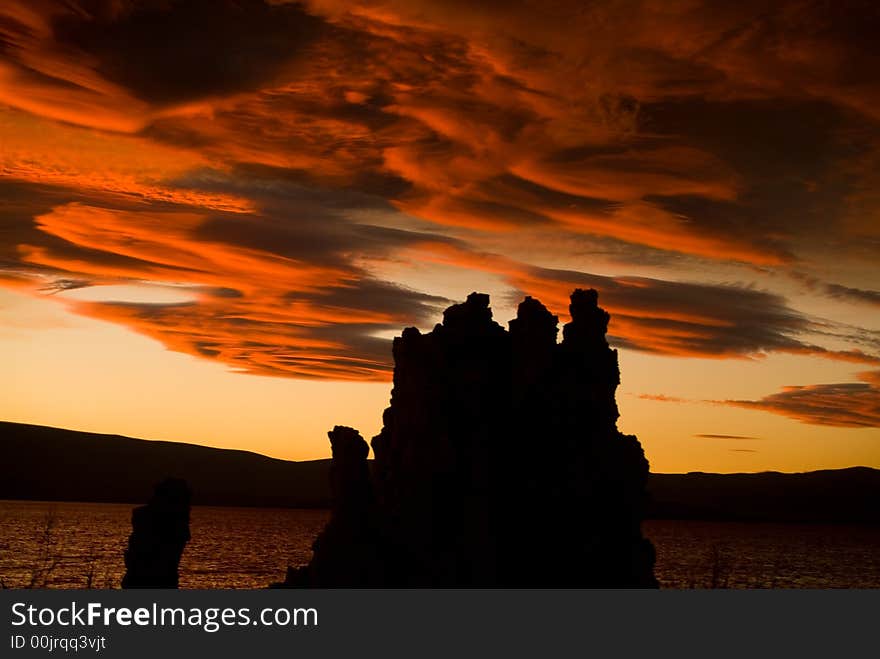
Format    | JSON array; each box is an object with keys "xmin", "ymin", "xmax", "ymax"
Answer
[{"xmin": 2, "ymin": 0, "xmax": 878, "ymax": 473}]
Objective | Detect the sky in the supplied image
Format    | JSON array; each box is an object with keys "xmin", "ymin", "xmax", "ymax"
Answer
[{"xmin": 1, "ymin": 0, "xmax": 879, "ymax": 473}]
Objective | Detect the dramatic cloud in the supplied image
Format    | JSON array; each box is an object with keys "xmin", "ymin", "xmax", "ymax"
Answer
[
  {"xmin": 1, "ymin": 0, "xmax": 878, "ymax": 382},
  {"xmin": 4, "ymin": 1, "xmax": 878, "ymax": 256},
  {"xmin": 406, "ymin": 241, "xmax": 879, "ymax": 363},
  {"xmin": 823, "ymin": 283, "xmax": 880, "ymax": 308},
  {"xmin": 724, "ymin": 371, "xmax": 880, "ymax": 428},
  {"xmin": 790, "ymin": 272, "xmax": 880, "ymax": 309},
  {"xmin": 51, "ymin": 0, "xmax": 328, "ymax": 105},
  {"xmin": 0, "ymin": 107, "xmax": 251, "ymax": 212},
  {"xmin": 10, "ymin": 198, "xmax": 451, "ymax": 379}
]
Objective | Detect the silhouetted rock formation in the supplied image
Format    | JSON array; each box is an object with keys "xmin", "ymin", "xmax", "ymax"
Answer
[
  {"xmin": 286, "ymin": 289, "xmax": 657, "ymax": 587},
  {"xmin": 282, "ymin": 427, "xmax": 383, "ymax": 586},
  {"xmin": 122, "ymin": 478, "xmax": 191, "ymax": 589}
]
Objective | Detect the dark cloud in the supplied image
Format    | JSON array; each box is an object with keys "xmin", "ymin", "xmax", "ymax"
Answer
[
  {"xmin": 695, "ymin": 434, "xmax": 762, "ymax": 440},
  {"xmin": 520, "ymin": 264, "xmax": 814, "ymax": 359},
  {"xmin": 0, "ymin": 180, "xmax": 64, "ymax": 265},
  {"xmin": 636, "ymin": 394, "xmax": 687, "ymax": 403},
  {"xmin": 824, "ymin": 283, "xmax": 880, "ymax": 307},
  {"xmin": 52, "ymin": 0, "xmax": 328, "ymax": 105},
  {"xmin": 723, "ymin": 371, "xmax": 880, "ymax": 428},
  {"xmin": 227, "ymin": 164, "xmax": 414, "ymax": 200},
  {"xmin": 789, "ymin": 271, "xmax": 880, "ymax": 310},
  {"xmin": 285, "ymin": 280, "xmax": 448, "ymax": 323},
  {"xmin": 40, "ymin": 278, "xmax": 91, "ymax": 294},
  {"xmin": 409, "ymin": 242, "xmax": 880, "ymax": 363},
  {"xmin": 186, "ymin": 187, "xmax": 464, "ymax": 270}
]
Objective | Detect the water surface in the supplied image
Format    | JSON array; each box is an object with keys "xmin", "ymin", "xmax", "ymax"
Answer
[{"xmin": 1, "ymin": 501, "xmax": 878, "ymax": 588}]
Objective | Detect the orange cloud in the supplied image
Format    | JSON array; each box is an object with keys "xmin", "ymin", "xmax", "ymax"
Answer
[
  {"xmin": 0, "ymin": 1, "xmax": 152, "ymax": 132},
  {"xmin": 10, "ymin": 201, "xmax": 447, "ymax": 380},
  {"xmin": 4, "ymin": 198, "xmax": 878, "ymax": 379},
  {"xmin": 0, "ymin": 108, "xmax": 251, "ymax": 212},
  {"xmin": 3, "ymin": 0, "xmax": 876, "ymax": 267},
  {"xmin": 0, "ymin": 0, "xmax": 878, "ymax": 385}
]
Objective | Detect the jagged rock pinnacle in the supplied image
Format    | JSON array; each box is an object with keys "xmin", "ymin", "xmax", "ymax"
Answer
[
  {"xmin": 509, "ymin": 295, "xmax": 559, "ymax": 342},
  {"xmin": 283, "ymin": 289, "xmax": 656, "ymax": 588},
  {"xmin": 563, "ymin": 287, "xmax": 610, "ymax": 346}
]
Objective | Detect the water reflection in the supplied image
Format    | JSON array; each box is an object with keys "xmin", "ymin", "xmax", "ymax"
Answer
[{"xmin": 1, "ymin": 501, "xmax": 878, "ymax": 588}]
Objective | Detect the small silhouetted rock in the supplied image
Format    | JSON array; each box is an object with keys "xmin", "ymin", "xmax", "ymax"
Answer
[
  {"xmin": 327, "ymin": 425, "xmax": 371, "ymax": 515},
  {"xmin": 280, "ymin": 427, "xmax": 383, "ymax": 587},
  {"xmin": 121, "ymin": 478, "xmax": 191, "ymax": 589},
  {"xmin": 285, "ymin": 288, "xmax": 657, "ymax": 587}
]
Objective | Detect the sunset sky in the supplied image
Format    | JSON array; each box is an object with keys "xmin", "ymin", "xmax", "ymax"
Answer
[{"xmin": 2, "ymin": 0, "xmax": 879, "ymax": 473}]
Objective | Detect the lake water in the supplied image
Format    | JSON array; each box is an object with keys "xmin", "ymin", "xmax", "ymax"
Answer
[{"xmin": 1, "ymin": 500, "xmax": 878, "ymax": 589}]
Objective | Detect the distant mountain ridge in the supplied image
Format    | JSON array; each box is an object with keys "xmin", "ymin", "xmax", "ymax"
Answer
[
  {"xmin": 2, "ymin": 421, "xmax": 878, "ymax": 523},
  {"xmin": 648, "ymin": 468, "xmax": 880, "ymax": 523}
]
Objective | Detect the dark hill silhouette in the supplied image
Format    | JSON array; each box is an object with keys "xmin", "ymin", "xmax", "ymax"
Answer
[
  {"xmin": 0, "ymin": 421, "xmax": 330, "ymax": 507},
  {"xmin": 2, "ymin": 421, "xmax": 878, "ymax": 523},
  {"xmin": 648, "ymin": 467, "xmax": 880, "ymax": 523}
]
